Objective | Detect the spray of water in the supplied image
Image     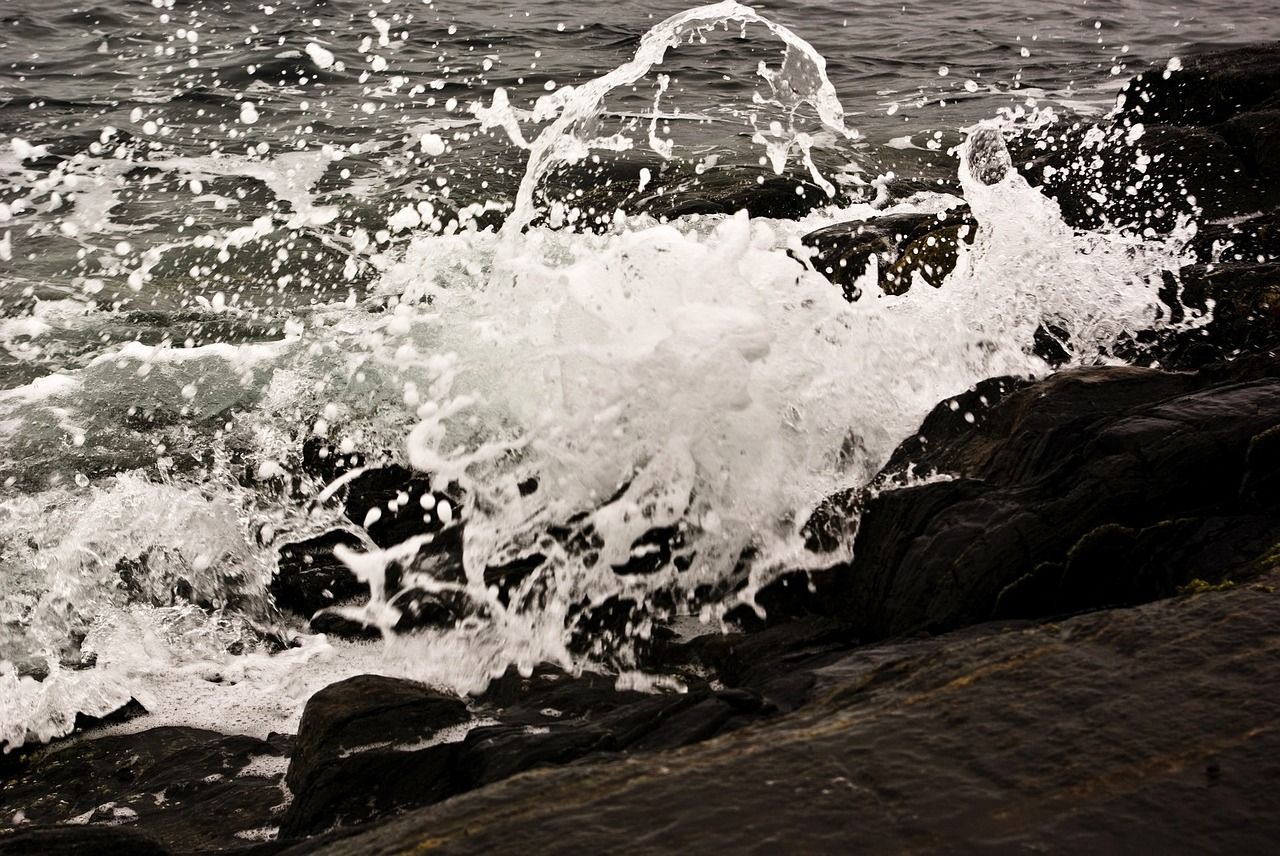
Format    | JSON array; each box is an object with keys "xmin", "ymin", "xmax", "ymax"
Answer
[
  {"xmin": 474, "ymin": 0, "xmax": 855, "ymax": 239},
  {"xmin": 0, "ymin": 4, "xmax": 1199, "ymax": 748}
]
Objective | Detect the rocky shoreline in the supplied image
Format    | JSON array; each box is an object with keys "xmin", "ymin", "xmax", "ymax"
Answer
[{"xmin": 3, "ymin": 43, "xmax": 1280, "ymax": 856}]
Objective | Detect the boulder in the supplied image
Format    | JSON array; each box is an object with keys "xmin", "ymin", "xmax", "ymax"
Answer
[
  {"xmin": 798, "ymin": 207, "xmax": 975, "ymax": 299},
  {"xmin": 1010, "ymin": 42, "xmax": 1280, "ymax": 231},
  {"xmin": 1133, "ymin": 263, "xmax": 1280, "ymax": 370},
  {"xmin": 819, "ymin": 359, "xmax": 1280, "ymax": 641},
  {"xmin": 280, "ymin": 666, "xmax": 785, "ymax": 838},
  {"xmin": 280, "ymin": 675, "xmax": 470, "ymax": 837}
]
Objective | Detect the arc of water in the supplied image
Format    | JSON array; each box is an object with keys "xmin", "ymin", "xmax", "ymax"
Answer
[{"xmin": 483, "ymin": 0, "xmax": 855, "ymax": 242}]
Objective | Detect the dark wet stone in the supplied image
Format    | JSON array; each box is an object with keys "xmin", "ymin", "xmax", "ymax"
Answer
[
  {"xmin": 279, "ymin": 663, "xmax": 787, "ymax": 839},
  {"xmin": 271, "ymin": 530, "xmax": 367, "ymax": 619},
  {"xmin": 281, "ymin": 463, "xmax": 473, "ymax": 637},
  {"xmin": 472, "ymin": 665, "xmax": 650, "ymax": 724},
  {"xmin": 279, "ymin": 675, "xmax": 470, "ymax": 836},
  {"xmin": 798, "ymin": 207, "xmax": 975, "ymax": 298},
  {"xmin": 550, "ymin": 158, "xmax": 840, "ymax": 228},
  {"xmin": 1010, "ymin": 44, "xmax": 1280, "ymax": 232},
  {"xmin": 1187, "ymin": 210, "xmax": 1280, "ymax": 266},
  {"xmin": 71, "ymin": 698, "xmax": 150, "ymax": 734},
  {"xmin": 305, "ymin": 610, "xmax": 382, "ymax": 641},
  {"xmin": 277, "ymin": 568, "xmax": 1280, "ymax": 856},
  {"xmin": 1116, "ymin": 42, "xmax": 1280, "ymax": 127},
  {"xmin": 722, "ymin": 569, "xmax": 833, "ymax": 631},
  {"xmin": 0, "ymin": 726, "xmax": 291, "ymax": 853},
  {"xmin": 284, "ymin": 675, "xmax": 470, "ymax": 796},
  {"xmin": 341, "ymin": 465, "xmax": 453, "ymax": 551},
  {"xmin": 824, "ymin": 360, "xmax": 1280, "ymax": 641},
  {"xmin": 1139, "ymin": 263, "xmax": 1280, "ymax": 370},
  {"xmin": 0, "ymin": 826, "xmax": 172, "ymax": 856},
  {"xmin": 279, "ymin": 741, "xmax": 459, "ymax": 839}
]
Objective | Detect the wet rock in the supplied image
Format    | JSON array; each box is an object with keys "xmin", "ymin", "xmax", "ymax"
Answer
[
  {"xmin": 341, "ymin": 465, "xmax": 451, "ymax": 551},
  {"xmin": 550, "ymin": 158, "xmax": 840, "ymax": 228},
  {"xmin": 280, "ymin": 665, "xmax": 785, "ymax": 839},
  {"xmin": 1187, "ymin": 210, "xmax": 1280, "ymax": 266},
  {"xmin": 1012, "ymin": 120, "xmax": 1263, "ymax": 231},
  {"xmin": 270, "ymin": 530, "xmax": 367, "ymax": 619},
  {"xmin": 0, "ymin": 726, "xmax": 291, "ymax": 852},
  {"xmin": 280, "ymin": 569, "xmax": 1280, "ymax": 856},
  {"xmin": 280, "ymin": 675, "xmax": 470, "ymax": 836},
  {"xmin": 1010, "ymin": 44, "xmax": 1280, "ymax": 231},
  {"xmin": 285, "ymin": 675, "xmax": 470, "ymax": 796},
  {"xmin": 1116, "ymin": 43, "xmax": 1280, "ymax": 128},
  {"xmin": 0, "ymin": 826, "xmax": 173, "ymax": 856},
  {"xmin": 823, "ymin": 359, "xmax": 1280, "ymax": 640},
  {"xmin": 1140, "ymin": 263, "xmax": 1280, "ymax": 370},
  {"xmin": 282, "ymin": 463, "xmax": 473, "ymax": 638},
  {"xmin": 798, "ymin": 207, "xmax": 975, "ymax": 298}
]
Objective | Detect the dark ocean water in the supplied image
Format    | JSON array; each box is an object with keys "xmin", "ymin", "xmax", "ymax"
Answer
[{"xmin": 0, "ymin": 0, "xmax": 1275, "ymax": 749}]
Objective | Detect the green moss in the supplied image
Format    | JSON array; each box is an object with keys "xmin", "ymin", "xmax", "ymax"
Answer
[{"xmin": 1176, "ymin": 578, "xmax": 1237, "ymax": 595}]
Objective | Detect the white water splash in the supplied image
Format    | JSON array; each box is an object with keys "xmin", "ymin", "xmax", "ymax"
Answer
[{"xmin": 475, "ymin": 0, "xmax": 854, "ymax": 239}]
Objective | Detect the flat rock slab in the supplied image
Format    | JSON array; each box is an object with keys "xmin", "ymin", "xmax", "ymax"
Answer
[
  {"xmin": 282, "ymin": 572, "xmax": 1280, "ymax": 855},
  {"xmin": 0, "ymin": 726, "xmax": 291, "ymax": 853}
]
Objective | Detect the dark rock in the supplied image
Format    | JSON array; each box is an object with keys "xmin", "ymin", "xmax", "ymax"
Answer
[
  {"xmin": 271, "ymin": 530, "xmax": 366, "ymax": 618},
  {"xmin": 551, "ymin": 158, "xmax": 841, "ymax": 228},
  {"xmin": 280, "ymin": 675, "xmax": 470, "ymax": 836},
  {"xmin": 0, "ymin": 727, "xmax": 291, "ymax": 853},
  {"xmin": 280, "ymin": 663, "xmax": 787, "ymax": 838},
  {"xmin": 284, "ymin": 675, "xmax": 470, "ymax": 795},
  {"xmin": 0, "ymin": 826, "xmax": 172, "ymax": 856},
  {"xmin": 798, "ymin": 207, "xmax": 975, "ymax": 299},
  {"xmin": 1140, "ymin": 263, "xmax": 1280, "ymax": 370},
  {"xmin": 471, "ymin": 665, "xmax": 649, "ymax": 724},
  {"xmin": 280, "ymin": 741, "xmax": 458, "ymax": 839},
  {"xmin": 71, "ymin": 698, "xmax": 149, "ymax": 734},
  {"xmin": 1116, "ymin": 42, "xmax": 1280, "ymax": 127},
  {"xmin": 1010, "ymin": 118, "xmax": 1262, "ymax": 231},
  {"xmin": 824, "ymin": 360, "xmax": 1280, "ymax": 641},
  {"xmin": 342, "ymin": 465, "xmax": 456, "ymax": 552},
  {"xmin": 278, "ymin": 568, "xmax": 1280, "ymax": 856},
  {"xmin": 1009, "ymin": 44, "xmax": 1280, "ymax": 231},
  {"xmin": 1187, "ymin": 210, "xmax": 1280, "ymax": 266},
  {"xmin": 281, "ymin": 464, "xmax": 473, "ymax": 638},
  {"xmin": 305, "ymin": 611, "xmax": 382, "ymax": 641}
]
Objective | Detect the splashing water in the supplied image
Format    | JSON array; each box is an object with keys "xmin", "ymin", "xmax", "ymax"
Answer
[
  {"xmin": 475, "ymin": 0, "xmax": 854, "ymax": 238},
  {"xmin": 0, "ymin": 1, "xmax": 1203, "ymax": 749}
]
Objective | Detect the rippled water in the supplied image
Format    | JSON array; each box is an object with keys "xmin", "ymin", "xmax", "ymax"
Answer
[{"xmin": 1, "ymin": 0, "xmax": 1275, "ymax": 748}]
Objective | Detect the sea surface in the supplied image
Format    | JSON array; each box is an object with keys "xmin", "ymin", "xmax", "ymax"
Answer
[{"xmin": 2, "ymin": 0, "xmax": 1277, "ymax": 751}]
